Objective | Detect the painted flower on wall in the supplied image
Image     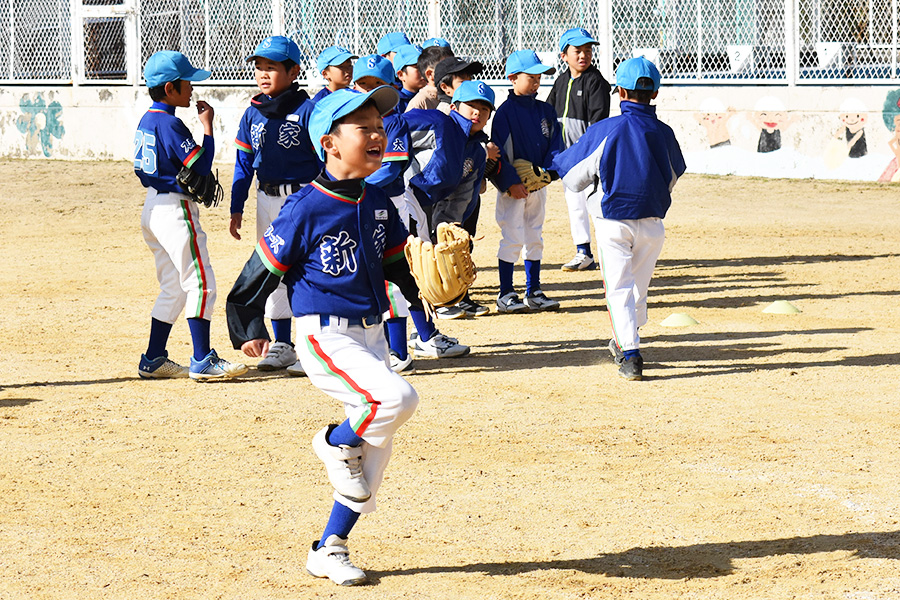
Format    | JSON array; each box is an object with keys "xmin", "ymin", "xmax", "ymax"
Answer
[{"xmin": 17, "ymin": 93, "xmax": 65, "ymax": 157}]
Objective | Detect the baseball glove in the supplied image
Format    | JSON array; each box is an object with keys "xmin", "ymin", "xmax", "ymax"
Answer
[
  {"xmin": 513, "ymin": 158, "xmax": 553, "ymax": 193},
  {"xmin": 176, "ymin": 166, "xmax": 224, "ymax": 208},
  {"xmin": 404, "ymin": 222, "xmax": 476, "ymax": 307}
]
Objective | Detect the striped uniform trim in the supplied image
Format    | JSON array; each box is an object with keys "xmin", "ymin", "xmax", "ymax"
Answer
[
  {"xmin": 183, "ymin": 146, "xmax": 204, "ymax": 168},
  {"xmin": 179, "ymin": 199, "xmax": 211, "ymax": 318},
  {"xmin": 306, "ymin": 335, "xmax": 379, "ymax": 435},
  {"xmin": 383, "ymin": 151, "xmax": 408, "ymax": 162},
  {"xmin": 310, "ymin": 180, "xmax": 365, "ymax": 204},
  {"xmin": 234, "ymin": 138, "xmax": 253, "ymax": 153},
  {"xmin": 147, "ymin": 109, "xmax": 169, "ymax": 114},
  {"xmin": 384, "ymin": 281, "xmax": 401, "ymax": 318},
  {"xmin": 382, "ymin": 241, "xmax": 406, "ymax": 266},
  {"xmin": 255, "ymin": 240, "xmax": 290, "ymax": 277}
]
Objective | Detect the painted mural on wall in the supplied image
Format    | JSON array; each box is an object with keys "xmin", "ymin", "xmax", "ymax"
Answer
[
  {"xmin": 17, "ymin": 93, "xmax": 65, "ymax": 157},
  {"xmin": 684, "ymin": 89, "xmax": 900, "ymax": 182}
]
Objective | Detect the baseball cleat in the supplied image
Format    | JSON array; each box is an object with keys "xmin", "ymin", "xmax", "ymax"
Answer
[
  {"xmin": 312, "ymin": 425, "xmax": 371, "ymax": 502},
  {"xmin": 496, "ymin": 292, "xmax": 527, "ymax": 314},
  {"xmin": 608, "ymin": 339, "xmax": 625, "ymax": 364},
  {"xmin": 257, "ymin": 341, "xmax": 297, "ymax": 371},
  {"xmin": 435, "ymin": 305, "xmax": 467, "ymax": 320},
  {"xmin": 286, "ymin": 360, "xmax": 307, "ymax": 377},
  {"xmin": 138, "ymin": 352, "xmax": 189, "ymax": 379},
  {"xmin": 618, "ymin": 355, "xmax": 644, "ymax": 381},
  {"xmin": 389, "ymin": 350, "xmax": 415, "ymax": 374},
  {"xmin": 457, "ymin": 296, "xmax": 490, "ymax": 317},
  {"xmin": 561, "ymin": 251, "xmax": 596, "ymax": 271},
  {"xmin": 524, "ymin": 290, "xmax": 560, "ymax": 311},
  {"xmin": 306, "ymin": 535, "xmax": 367, "ymax": 586},
  {"xmin": 412, "ymin": 332, "xmax": 470, "ymax": 358},
  {"xmin": 189, "ymin": 349, "xmax": 248, "ymax": 381}
]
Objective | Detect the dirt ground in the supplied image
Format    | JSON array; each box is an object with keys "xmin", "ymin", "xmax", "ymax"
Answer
[{"xmin": 1, "ymin": 160, "xmax": 899, "ymax": 600}]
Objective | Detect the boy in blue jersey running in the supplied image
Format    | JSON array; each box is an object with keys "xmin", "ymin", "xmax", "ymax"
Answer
[
  {"xmin": 134, "ymin": 51, "xmax": 247, "ymax": 381},
  {"xmin": 226, "ymin": 86, "xmax": 421, "ymax": 586},
  {"xmin": 229, "ymin": 36, "xmax": 320, "ymax": 372},
  {"xmin": 552, "ymin": 57, "xmax": 686, "ymax": 381}
]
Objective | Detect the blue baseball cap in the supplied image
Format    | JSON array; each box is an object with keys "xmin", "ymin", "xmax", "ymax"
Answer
[
  {"xmin": 451, "ymin": 80, "xmax": 495, "ymax": 110},
  {"xmin": 422, "ymin": 37, "xmax": 451, "ymax": 48},
  {"xmin": 559, "ymin": 27, "xmax": 598, "ymax": 52},
  {"xmin": 376, "ymin": 32, "xmax": 411, "ymax": 55},
  {"xmin": 316, "ymin": 46, "xmax": 357, "ymax": 73},
  {"xmin": 246, "ymin": 36, "xmax": 301, "ymax": 64},
  {"xmin": 309, "ymin": 86, "xmax": 400, "ymax": 161},
  {"xmin": 391, "ymin": 44, "xmax": 422, "ymax": 71},
  {"xmin": 144, "ymin": 51, "xmax": 211, "ymax": 88},
  {"xmin": 353, "ymin": 54, "xmax": 396, "ymax": 85},
  {"xmin": 505, "ymin": 49, "xmax": 556, "ymax": 77},
  {"xmin": 615, "ymin": 56, "xmax": 661, "ymax": 91}
]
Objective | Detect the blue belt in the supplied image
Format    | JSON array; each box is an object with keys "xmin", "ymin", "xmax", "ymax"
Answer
[{"xmin": 319, "ymin": 314, "xmax": 383, "ymax": 329}]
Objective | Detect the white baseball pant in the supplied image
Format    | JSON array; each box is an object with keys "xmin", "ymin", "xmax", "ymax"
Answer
[
  {"xmin": 495, "ymin": 187, "xmax": 547, "ymax": 263},
  {"xmin": 383, "ymin": 281, "xmax": 410, "ymax": 319},
  {"xmin": 398, "ymin": 188, "xmax": 430, "ymax": 241},
  {"xmin": 141, "ymin": 188, "xmax": 216, "ymax": 323},
  {"xmin": 295, "ymin": 314, "xmax": 419, "ymax": 514},
  {"xmin": 256, "ymin": 187, "xmax": 302, "ymax": 321},
  {"xmin": 564, "ymin": 183, "xmax": 592, "ymax": 247},
  {"xmin": 593, "ymin": 217, "xmax": 665, "ymax": 353}
]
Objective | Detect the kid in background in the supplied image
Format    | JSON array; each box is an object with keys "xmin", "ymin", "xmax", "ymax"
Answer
[
  {"xmin": 391, "ymin": 44, "xmax": 424, "ymax": 112},
  {"xmin": 312, "ymin": 46, "xmax": 357, "ymax": 103},
  {"xmin": 230, "ymin": 35, "xmax": 320, "ymax": 371},
  {"xmin": 490, "ymin": 50, "xmax": 564, "ymax": 314},
  {"xmin": 552, "ymin": 57, "xmax": 686, "ymax": 381},
  {"xmin": 546, "ymin": 27, "xmax": 612, "ymax": 272},
  {"xmin": 405, "ymin": 45, "xmax": 454, "ymax": 111}
]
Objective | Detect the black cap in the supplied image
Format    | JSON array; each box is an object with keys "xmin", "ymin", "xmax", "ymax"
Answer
[{"xmin": 434, "ymin": 56, "xmax": 484, "ymax": 84}]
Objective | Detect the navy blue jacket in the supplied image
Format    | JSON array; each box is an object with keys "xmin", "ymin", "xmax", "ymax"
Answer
[{"xmin": 490, "ymin": 92, "xmax": 563, "ymax": 192}]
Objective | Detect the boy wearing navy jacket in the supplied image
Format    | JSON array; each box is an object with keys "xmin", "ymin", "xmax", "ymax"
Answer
[
  {"xmin": 491, "ymin": 50, "xmax": 564, "ymax": 314},
  {"xmin": 230, "ymin": 36, "xmax": 320, "ymax": 372},
  {"xmin": 226, "ymin": 87, "xmax": 421, "ymax": 586},
  {"xmin": 552, "ymin": 57, "xmax": 686, "ymax": 381}
]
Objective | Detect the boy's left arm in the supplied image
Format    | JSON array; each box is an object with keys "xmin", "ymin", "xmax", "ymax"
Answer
[
  {"xmin": 586, "ymin": 73, "xmax": 612, "ymax": 123},
  {"xmin": 226, "ymin": 249, "xmax": 281, "ymax": 352},
  {"xmin": 542, "ymin": 104, "xmax": 565, "ymax": 171},
  {"xmin": 667, "ymin": 131, "xmax": 688, "ymax": 191}
]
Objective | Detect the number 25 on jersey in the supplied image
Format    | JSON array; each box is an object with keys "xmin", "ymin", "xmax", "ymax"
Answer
[{"xmin": 133, "ymin": 130, "xmax": 158, "ymax": 174}]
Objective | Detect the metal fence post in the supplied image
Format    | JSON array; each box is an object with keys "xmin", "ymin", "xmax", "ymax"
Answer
[
  {"xmin": 428, "ymin": 0, "xmax": 440, "ymax": 38},
  {"xmin": 784, "ymin": 0, "xmax": 796, "ymax": 85},
  {"xmin": 596, "ymin": 0, "xmax": 611, "ymax": 77},
  {"xmin": 272, "ymin": 0, "xmax": 284, "ymax": 35}
]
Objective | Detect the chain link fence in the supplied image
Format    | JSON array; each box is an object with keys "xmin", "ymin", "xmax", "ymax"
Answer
[{"xmin": 2, "ymin": 0, "xmax": 898, "ymax": 83}]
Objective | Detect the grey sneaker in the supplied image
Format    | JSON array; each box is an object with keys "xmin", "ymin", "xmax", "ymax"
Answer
[
  {"xmin": 457, "ymin": 296, "xmax": 490, "ymax": 317},
  {"xmin": 306, "ymin": 535, "xmax": 367, "ymax": 586},
  {"xmin": 412, "ymin": 332, "xmax": 470, "ymax": 358},
  {"xmin": 562, "ymin": 251, "xmax": 596, "ymax": 271},
  {"xmin": 618, "ymin": 355, "xmax": 644, "ymax": 381},
  {"xmin": 524, "ymin": 290, "xmax": 560, "ymax": 311},
  {"xmin": 312, "ymin": 425, "xmax": 370, "ymax": 502},
  {"xmin": 257, "ymin": 341, "xmax": 297, "ymax": 371},
  {"xmin": 496, "ymin": 292, "xmax": 527, "ymax": 314},
  {"xmin": 286, "ymin": 360, "xmax": 307, "ymax": 377},
  {"xmin": 435, "ymin": 305, "xmax": 467, "ymax": 320},
  {"xmin": 608, "ymin": 339, "xmax": 624, "ymax": 364}
]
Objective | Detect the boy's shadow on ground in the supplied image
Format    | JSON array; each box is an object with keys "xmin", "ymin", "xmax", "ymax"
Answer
[{"xmin": 368, "ymin": 530, "xmax": 900, "ymax": 582}]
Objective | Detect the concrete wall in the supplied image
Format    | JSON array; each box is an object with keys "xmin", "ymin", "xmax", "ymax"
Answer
[{"xmin": 3, "ymin": 83, "xmax": 900, "ymax": 182}]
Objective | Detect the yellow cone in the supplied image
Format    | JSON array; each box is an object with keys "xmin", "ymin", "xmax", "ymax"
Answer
[
  {"xmin": 762, "ymin": 300, "xmax": 801, "ymax": 314},
  {"xmin": 660, "ymin": 313, "xmax": 699, "ymax": 327}
]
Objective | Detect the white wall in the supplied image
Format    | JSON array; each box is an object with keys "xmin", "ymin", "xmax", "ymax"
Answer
[{"xmin": 3, "ymin": 83, "xmax": 900, "ymax": 182}]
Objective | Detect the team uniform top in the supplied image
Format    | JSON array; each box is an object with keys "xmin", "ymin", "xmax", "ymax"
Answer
[
  {"xmin": 396, "ymin": 88, "xmax": 416, "ymax": 113},
  {"xmin": 230, "ymin": 84, "xmax": 320, "ymax": 214},
  {"xmin": 403, "ymin": 108, "xmax": 480, "ymax": 207},
  {"xmin": 546, "ymin": 65, "xmax": 612, "ymax": 148},
  {"xmin": 134, "ymin": 102, "xmax": 214, "ymax": 191},
  {"xmin": 364, "ymin": 109, "xmax": 409, "ymax": 198},
  {"xmin": 226, "ymin": 171, "xmax": 423, "ymax": 345},
  {"xmin": 552, "ymin": 102, "xmax": 686, "ymax": 220},
  {"xmin": 491, "ymin": 93, "xmax": 564, "ymax": 192},
  {"xmin": 311, "ymin": 87, "xmax": 332, "ymax": 103}
]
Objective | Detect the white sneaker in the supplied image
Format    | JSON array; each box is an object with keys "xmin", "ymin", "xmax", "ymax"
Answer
[
  {"xmin": 435, "ymin": 305, "xmax": 467, "ymax": 320},
  {"xmin": 496, "ymin": 292, "xmax": 527, "ymax": 314},
  {"xmin": 412, "ymin": 332, "xmax": 470, "ymax": 358},
  {"xmin": 189, "ymin": 349, "xmax": 248, "ymax": 381},
  {"xmin": 561, "ymin": 251, "xmax": 596, "ymax": 271},
  {"xmin": 286, "ymin": 360, "xmax": 307, "ymax": 377},
  {"xmin": 257, "ymin": 341, "xmax": 297, "ymax": 371},
  {"xmin": 389, "ymin": 351, "xmax": 415, "ymax": 373},
  {"xmin": 306, "ymin": 535, "xmax": 367, "ymax": 586},
  {"xmin": 312, "ymin": 426, "xmax": 371, "ymax": 502}
]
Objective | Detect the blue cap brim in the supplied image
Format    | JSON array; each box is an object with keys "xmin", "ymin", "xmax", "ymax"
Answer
[
  {"xmin": 561, "ymin": 36, "xmax": 598, "ymax": 51},
  {"xmin": 181, "ymin": 68, "xmax": 212, "ymax": 82},
  {"xmin": 310, "ymin": 86, "xmax": 400, "ymax": 160},
  {"xmin": 520, "ymin": 64, "xmax": 556, "ymax": 75}
]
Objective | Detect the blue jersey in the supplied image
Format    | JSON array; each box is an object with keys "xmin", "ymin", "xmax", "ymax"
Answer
[
  {"xmin": 403, "ymin": 109, "xmax": 475, "ymax": 207},
  {"xmin": 133, "ymin": 102, "xmax": 214, "ymax": 192},
  {"xmin": 552, "ymin": 102, "xmax": 686, "ymax": 221},
  {"xmin": 491, "ymin": 92, "xmax": 563, "ymax": 193},
  {"xmin": 311, "ymin": 87, "xmax": 332, "ymax": 104},
  {"xmin": 230, "ymin": 86, "xmax": 320, "ymax": 214},
  {"xmin": 255, "ymin": 174, "xmax": 409, "ymax": 318},
  {"xmin": 365, "ymin": 109, "xmax": 410, "ymax": 198},
  {"xmin": 397, "ymin": 87, "xmax": 416, "ymax": 113}
]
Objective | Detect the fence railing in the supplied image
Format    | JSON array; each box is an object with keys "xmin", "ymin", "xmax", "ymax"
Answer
[{"xmin": 2, "ymin": 0, "xmax": 898, "ymax": 84}]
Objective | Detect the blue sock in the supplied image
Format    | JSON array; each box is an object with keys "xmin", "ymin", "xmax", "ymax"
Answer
[
  {"xmin": 187, "ymin": 317, "xmax": 211, "ymax": 361},
  {"xmin": 271, "ymin": 318, "xmax": 292, "ymax": 344},
  {"xmin": 498, "ymin": 260, "xmax": 515, "ymax": 296},
  {"xmin": 524, "ymin": 260, "xmax": 541, "ymax": 296},
  {"xmin": 146, "ymin": 318, "xmax": 173, "ymax": 359},
  {"xmin": 624, "ymin": 349, "xmax": 641, "ymax": 360},
  {"xmin": 385, "ymin": 318, "xmax": 408, "ymax": 359},
  {"xmin": 409, "ymin": 308, "xmax": 436, "ymax": 341},
  {"xmin": 327, "ymin": 420, "xmax": 363, "ymax": 447},
  {"xmin": 316, "ymin": 501, "xmax": 361, "ymax": 549},
  {"xmin": 577, "ymin": 243, "xmax": 593, "ymax": 258}
]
